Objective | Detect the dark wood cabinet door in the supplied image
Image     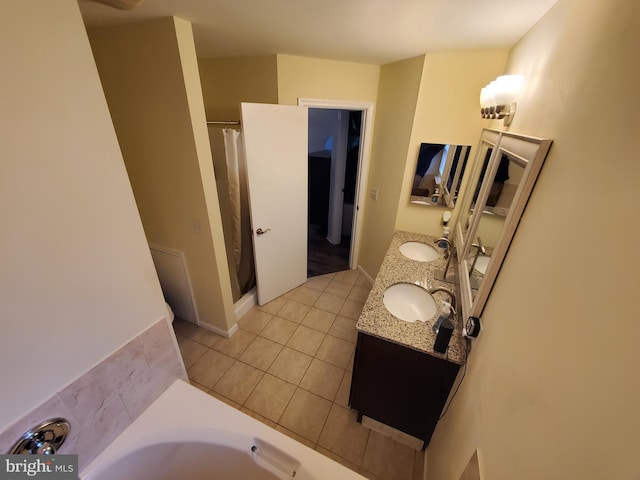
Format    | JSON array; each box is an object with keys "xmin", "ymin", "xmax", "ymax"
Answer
[{"xmin": 350, "ymin": 332, "xmax": 459, "ymax": 446}]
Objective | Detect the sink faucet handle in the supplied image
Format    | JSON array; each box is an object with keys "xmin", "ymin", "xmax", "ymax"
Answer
[{"xmin": 443, "ymin": 301, "xmax": 456, "ymax": 316}]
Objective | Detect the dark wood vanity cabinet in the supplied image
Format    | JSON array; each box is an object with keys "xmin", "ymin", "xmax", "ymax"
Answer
[{"xmin": 349, "ymin": 332, "xmax": 460, "ymax": 448}]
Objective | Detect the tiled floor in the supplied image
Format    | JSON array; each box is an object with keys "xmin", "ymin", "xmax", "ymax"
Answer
[{"xmin": 174, "ymin": 269, "xmax": 424, "ymax": 480}]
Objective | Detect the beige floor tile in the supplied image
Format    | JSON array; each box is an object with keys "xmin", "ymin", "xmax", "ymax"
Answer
[
  {"xmin": 286, "ymin": 325, "xmax": 325, "ymax": 356},
  {"xmin": 209, "ymin": 390, "xmax": 242, "ymax": 410},
  {"xmin": 277, "ymin": 300, "xmax": 311, "ymax": 323},
  {"xmin": 279, "ymin": 388, "xmax": 332, "ymax": 443},
  {"xmin": 314, "ymin": 292, "xmax": 346, "ymax": 314},
  {"xmin": 176, "ymin": 335, "xmax": 208, "ymax": 368},
  {"xmin": 276, "ymin": 425, "xmax": 316, "ymax": 449},
  {"xmin": 172, "ymin": 318, "xmax": 199, "ymax": 338},
  {"xmin": 301, "ymin": 307, "xmax": 336, "ymax": 333},
  {"xmin": 239, "ymin": 336, "xmax": 283, "ymax": 371},
  {"xmin": 187, "ymin": 349, "xmax": 235, "ymax": 389},
  {"xmin": 360, "ymin": 470, "xmax": 384, "ymax": 480},
  {"xmin": 260, "ymin": 316, "xmax": 298, "ymax": 345},
  {"xmin": 355, "ymin": 274, "xmax": 371, "ymax": 288},
  {"xmin": 258, "ymin": 296, "xmax": 287, "ymax": 315},
  {"xmin": 316, "ymin": 335, "xmax": 355, "ymax": 369},
  {"xmin": 188, "ymin": 380, "xmax": 210, "ymax": 394},
  {"xmin": 213, "ymin": 361, "xmax": 264, "ymax": 405},
  {"xmin": 339, "ymin": 299, "xmax": 365, "ymax": 320},
  {"xmin": 328, "ymin": 316, "xmax": 358, "ymax": 344},
  {"xmin": 315, "ymin": 446, "xmax": 361, "ymax": 474},
  {"xmin": 212, "ymin": 329, "xmax": 256, "ymax": 358},
  {"xmin": 291, "ymin": 286, "xmax": 323, "ymax": 306},
  {"xmin": 244, "ymin": 374, "xmax": 296, "ymax": 423},
  {"xmin": 238, "ymin": 308, "xmax": 273, "ymax": 334},
  {"xmin": 361, "ymin": 430, "xmax": 416, "ymax": 480},
  {"xmin": 317, "ymin": 404, "xmax": 370, "ymax": 466},
  {"xmin": 241, "ymin": 407, "xmax": 277, "ymax": 428},
  {"xmin": 334, "ymin": 370, "xmax": 353, "ymax": 408},
  {"xmin": 190, "ymin": 328, "xmax": 224, "ymax": 348},
  {"xmin": 299, "ymin": 358, "xmax": 344, "ymax": 401},
  {"xmin": 324, "ymin": 280, "xmax": 353, "ymax": 299},
  {"xmin": 174, "ymin": 319, "xmax": 222, "ymax": 347},
  {"xmin": 334, "ymin": 270, "xmax": 361, "ymax": 285},
  {"xmin": 267, "ymin": 347, "xmax": 313, "ymax": 385},
  {"xmin": 413, "ymin": 450, "xmax": 425, "ymax": 480},
  {"xmin": 305, "ymin": 275, "xmax": 332, "ymax": 292},
  {"xmin": 348, "ymin": 285, "xmax": 372, "ymax": 303}
]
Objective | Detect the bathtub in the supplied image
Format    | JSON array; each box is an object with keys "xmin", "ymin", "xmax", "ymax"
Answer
[{"xmin": 80, "ymin": 379, "xmax": 366, "ymax": 480}]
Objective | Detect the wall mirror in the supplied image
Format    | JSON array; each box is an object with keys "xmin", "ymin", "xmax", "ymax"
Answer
[
  {"xmin": 410, "ymin": 142, "xmax": 471, "ymax": 207},
  {"xmin": 455, "ymin": 130, "xmax": 552, "ymax": 323}
]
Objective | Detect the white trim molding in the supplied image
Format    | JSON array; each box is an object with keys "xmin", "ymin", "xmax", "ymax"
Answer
[{"xmin": 298, "ymin": 98, "xmax": 376, "ymax": 271}]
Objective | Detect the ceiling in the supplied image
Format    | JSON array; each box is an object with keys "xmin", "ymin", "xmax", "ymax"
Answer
[{"xmin": 78, "ymin": 0, "xmax": 559, "ymax": 65}]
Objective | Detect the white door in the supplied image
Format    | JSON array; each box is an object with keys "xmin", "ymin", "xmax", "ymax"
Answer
[{"xmin": 241, "ymin": 102, "xmax": 308, "ymax": 305}]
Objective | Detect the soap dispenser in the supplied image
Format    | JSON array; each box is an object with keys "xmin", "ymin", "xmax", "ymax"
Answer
[
  {"xmin": 433, "ymin": 302, "xmax": 455, "ymax": 354},
  {"xmin": 432, "ymin": 302, "xmax": 453, "ymax": 334}
]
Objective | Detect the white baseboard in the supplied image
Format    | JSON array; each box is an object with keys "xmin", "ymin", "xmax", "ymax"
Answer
[
  {"xmin": 197, "ymin": 320, "xmax": 238, "ymax": 338},
  {"xmin": 357, "ymin": 265, "xmax": 374, "ymax": 285},
  {"xmin": 195, "ymin": 288, "xmax": 256, "ymax": 338},
  {"xmin": 234, "ymin": 287, "xmax": 257, "ymax": 321}
]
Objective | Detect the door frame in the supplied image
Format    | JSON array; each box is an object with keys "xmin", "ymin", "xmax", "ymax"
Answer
[{"xmin": 298, "ymin": 98, "xmax": 375, "ymax": 271}]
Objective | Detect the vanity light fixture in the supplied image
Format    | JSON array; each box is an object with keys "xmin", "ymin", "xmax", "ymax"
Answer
[{"xmin": 480, "ymin": 75, "xmax": 524, "ymax": 126}]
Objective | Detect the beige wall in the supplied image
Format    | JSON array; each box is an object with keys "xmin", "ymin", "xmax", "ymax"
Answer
[
  {"xmin": 357, "ymin": 56, "xmax": 424, "ymax": 277},
  {"xmin": 395, "ymin": 50, "xmax": 509, "ymax": 236},
  {"xmin": 89, "ymin": 18, "xmax": 235, "ymax": 333},
  {"xmin": 426, "ymin": 1, "xmax": 640, "ymax": 478},
  {"xmin": 276, "ymin": 54, "xmax": 380, "ymax": 105},
  {"xmin": 199, "ymin": 55, "xmax": 278, "ymax": 120},
  {"xmin": 0, "ymin": 0, "xmax": 166, "ymax": 429}
]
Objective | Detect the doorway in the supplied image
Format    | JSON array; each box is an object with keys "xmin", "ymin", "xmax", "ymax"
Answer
[{"xmin": 307, "ymin": 108, "xmax": 362, "ymax": 277}]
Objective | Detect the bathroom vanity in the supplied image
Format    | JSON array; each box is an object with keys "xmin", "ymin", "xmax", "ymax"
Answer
[{"xmin": 350, "ymin": 231, "xmax": 466, "ymax": 448}]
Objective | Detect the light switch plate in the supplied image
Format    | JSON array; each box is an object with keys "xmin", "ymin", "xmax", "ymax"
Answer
[{"xmin": 370, "ymin": 188, "xmax": 379, "ymax": 200}]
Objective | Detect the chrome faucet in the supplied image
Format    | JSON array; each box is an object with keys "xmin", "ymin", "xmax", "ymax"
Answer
[
  {"xmin": 434, "ymin": 237, "xmax": 451, "ymax": 259},
  {"xmin": 428, "ymin": 286, "xmax": 456, "ymax": 313}
]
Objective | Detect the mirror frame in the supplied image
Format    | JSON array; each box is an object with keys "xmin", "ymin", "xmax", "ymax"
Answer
[{"xmin": 455, "ymin": 130, "xmax": 552, "ymax": 324}]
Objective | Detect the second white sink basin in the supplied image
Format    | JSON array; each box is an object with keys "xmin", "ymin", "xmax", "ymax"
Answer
[
  {"xmin": 473, "ymin": 255, "xmax": 491, "ymax": 274},
  {"xmin": 383, "ymin": 283, "xmax": 437, "ymax": 323},
  {"xmin": 399, "ymin": 242, "xmax": 439, "ymax": 262}
]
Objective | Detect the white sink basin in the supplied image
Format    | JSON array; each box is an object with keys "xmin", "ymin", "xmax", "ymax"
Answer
[
  {"xmin": 399, "ymin": 242, "xmax": 439, "ymax": 262},
  {"xmin": 383, "ymin": 283, "xmax": 437, "ymax": 322},
  {"xmin": 474, "ymin": 255, "xmax": 491, "ymax": 274}
]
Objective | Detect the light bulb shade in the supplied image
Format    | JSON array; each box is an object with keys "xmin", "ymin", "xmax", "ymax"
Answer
[
  {"xmin": 481, "ymin": 83, "xmax": 497, "ymax": 108},
  {"xmin": 480, "ymin": 87, "xmax": 490, "ymax": 108},
  {"xmin": 493, "ymin": 75, "xmax": 523, "ymax": 105}
]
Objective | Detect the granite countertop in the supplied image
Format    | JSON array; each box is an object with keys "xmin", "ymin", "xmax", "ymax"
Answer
[{"xmin": 356, "ymin": 230, "xmax": 467, "ymax": 365}]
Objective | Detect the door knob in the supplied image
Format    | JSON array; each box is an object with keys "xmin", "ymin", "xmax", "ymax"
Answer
[{"xmin": 256, "ymin": 228, "xmax": 271, "ymax": 236}]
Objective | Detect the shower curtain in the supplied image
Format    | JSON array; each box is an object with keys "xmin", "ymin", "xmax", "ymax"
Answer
[
  {"xmin": 223, "ymin": 128, "xmax": 242, "ymax": 268},
  {"xmin": 222, "ymin": 128, "xmax": 255, "ymax": 295}
]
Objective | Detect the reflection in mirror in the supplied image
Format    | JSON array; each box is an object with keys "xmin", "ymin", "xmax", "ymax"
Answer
[
  {"xmin": 456, "ymin": 130, "xmax": 552, "ymax": 324},
  {"xmin": 468, "ymin": 154, "xmax": 525, "ymax": 300},
  {"xmin": 410, "ymin": 143, "xmax": 471, "ymax": 207}
]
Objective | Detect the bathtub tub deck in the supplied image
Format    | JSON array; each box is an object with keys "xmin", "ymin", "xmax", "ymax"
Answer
[{"xmin": 80, "ymin": 379, "xmax": 366, "ymax": 480}]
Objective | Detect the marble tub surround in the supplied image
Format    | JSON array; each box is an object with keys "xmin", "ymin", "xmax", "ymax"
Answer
[
  {"xmin": 0, "ymin": 317, "xmax": 186, "ymax": 470},
  {"xmin": 357, "ymin": 231, "xmax": 466, "ymax": 365}
]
